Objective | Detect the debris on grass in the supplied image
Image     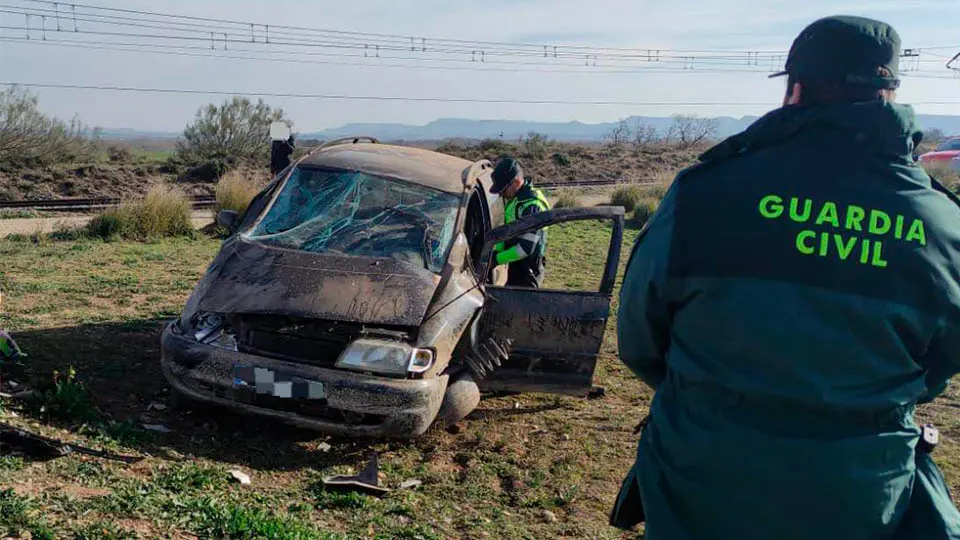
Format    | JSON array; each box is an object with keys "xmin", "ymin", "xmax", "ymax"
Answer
[
  {"xmin": 228, "ymin": 470, "xmax": 251, "ymax": 485},
  {"xmin": 399, "ymin": 478, "xmax": 423, "ymax": 490},
  {"xmin": 317, "ymin": 442, "xmax": 332, "ymax": 453},
  {"xmin": 540, "ymin": 509, "xmax": 559, "ymax": 523},
  {"xmin": 321, "ymin": 454, "xmax": 390, "ymax": 497},
  {"xmin": 141, "ymin": 423, "xmax": 173, "ymax": 434}
]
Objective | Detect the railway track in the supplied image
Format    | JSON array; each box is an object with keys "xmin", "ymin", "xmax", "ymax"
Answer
[
  {"xmin": 0, "ymin": 195, "xmax": 217, "ymax": 212},
  {"xmin": 0, "ymin": 180, "xmax": 656, "ymax": 212}
]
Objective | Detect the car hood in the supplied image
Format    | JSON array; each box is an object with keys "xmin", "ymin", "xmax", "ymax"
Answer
[
  {"xmin": 193, "ymin": 236, "xmax": 442, "ymax": 328},
  {"xmin": 921, "ymin": 150, "xmax": 960, "ymax": 160}
]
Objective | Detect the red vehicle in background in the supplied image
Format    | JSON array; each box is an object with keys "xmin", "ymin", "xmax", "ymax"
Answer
[{"xmin": 918, "ymin": 137, "xmax": 960, "ymax": 165}]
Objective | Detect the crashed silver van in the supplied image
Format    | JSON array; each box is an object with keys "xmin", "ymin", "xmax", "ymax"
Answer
[{"xmin": 161, "ymin": 138, "xmax": 624, "ymax": 438}]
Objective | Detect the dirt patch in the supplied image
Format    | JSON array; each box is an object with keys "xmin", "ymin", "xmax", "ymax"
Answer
[{"xmin": 0, "ymin": 162, "xmax": 213, "ymax": 201}]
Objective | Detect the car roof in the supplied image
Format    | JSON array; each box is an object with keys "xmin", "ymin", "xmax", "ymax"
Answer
[{"xmin": 299, "ymin": 142, "xmax": 472, "ymax": 194}]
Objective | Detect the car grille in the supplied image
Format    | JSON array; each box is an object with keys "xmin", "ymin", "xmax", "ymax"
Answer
[{"xmin": 233, "ymin": 315, "xmax": 361, "ymax": 369}]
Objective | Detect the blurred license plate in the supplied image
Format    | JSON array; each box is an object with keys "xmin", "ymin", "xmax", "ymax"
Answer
[{"xmin": 232, "ymin": 365, "xmax": 326, "ymax": 400}]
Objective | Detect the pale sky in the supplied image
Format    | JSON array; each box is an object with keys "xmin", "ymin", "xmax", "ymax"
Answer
[{"xmin": 1, "ymin": 0, "xmax": 958, "ymax": 132}]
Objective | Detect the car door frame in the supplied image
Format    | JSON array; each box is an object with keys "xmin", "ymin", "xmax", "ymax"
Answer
[{"xmin": 471, "ymin": 206, "xmax": 625, "ymax": 396}]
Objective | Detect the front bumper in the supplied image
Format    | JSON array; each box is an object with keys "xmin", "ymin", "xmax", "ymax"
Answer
[{"xmin": 160, "ymin": 323, "xmax": 447, "ymax": 438}]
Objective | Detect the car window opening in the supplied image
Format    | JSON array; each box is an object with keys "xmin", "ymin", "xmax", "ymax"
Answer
[{"xmin": 247, "ymin": 167, "xmax": 460, "ymax": 273}]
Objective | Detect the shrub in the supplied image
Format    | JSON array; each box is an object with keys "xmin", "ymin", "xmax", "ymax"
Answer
[
  {"xmin": 87, "ymin": 184, "xmax": 192, "ymax": 240},
  {"xmin": 521, "ymin": 132, "xmax": 550, "ymax": 160},
  {"xmin": 553, "ymin": 191, "xmax": 581, "ymax": 208},
  {"xmin": 172, "ymin": 97, "xmax": 292, "ymax": 177},
  {"xmin": 0, "ymin": 86, "xmax": 101, "ymax": 168},
  {"xmin": 631, "ymin": 197, "xmax": 661, "ymax": 227},
  {"xmin": 106, "ymin": 145, "xmax": 134, "ymax": 163},
  {"xmin": 215, "ymin": 168, "xmax": 265, "ymax": 215},
  {"xmin": 552, "ymin": 152, "xmax": 572, "ymax": 167},
  {"xmin": 610, "ymin": 186, "xmax": 643, "ymax": 213}
]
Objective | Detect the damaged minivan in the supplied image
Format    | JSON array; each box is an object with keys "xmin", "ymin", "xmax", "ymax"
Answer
[{"xmin": 161, "ymin": 137, "xmax": 624, "ymax": 438}]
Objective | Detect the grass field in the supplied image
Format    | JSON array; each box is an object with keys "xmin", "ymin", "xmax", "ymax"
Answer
[{"xmin": 3, "ymin": 223, "xmax": 960, "ymax": 539}]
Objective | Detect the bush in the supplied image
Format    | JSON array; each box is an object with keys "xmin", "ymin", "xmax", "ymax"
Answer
[
  {"xmin": 553, "ymin": 191, "xmax": 581, "ymax": 208},
  {"xmin": 552, "ymin": 152, "xmax": 572, "ymax": 167},
  {"xmin": 173, "ymin": 96, "xmax": 292, "ymax": 177},
  {"xmin": 106, "ymin": 145, "xmax": 134, "ymax": 163},
  {"xmin": 631, "ymin": 197, "xmax": 661, "ymax": 227},
  {"xmin": 215, "ymin": 168, "xmax": 266, "ymax": 215},
  {"xmin": 521, "ymin": 132, "xmax": 550, "ymax": 160},
  {"xmin": 0, "ymin": 86, "xmax": 101, "ymax": 168},
  {"xmin": 87, "ymin": 184, "xmax": 192, "ymax": 240},
  {"xmin": 610, "ymin": 186, "xmax": 643, "ymax": 212}
]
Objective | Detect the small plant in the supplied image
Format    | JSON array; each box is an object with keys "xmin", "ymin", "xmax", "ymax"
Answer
[
  {"xmin": 553, "ymin": 191, "xmax": 581, "ymax": 209},
  {"xmin": 27, "ymin": 366, "xmax": 99, "ymax": 423},
  {"xmin": 610, "ymin": 186, "xmax": 643, "ymax": 213},
  {"xmin": 309, "ymin": 481, "xmax": 369, "ymax": 510},
  {"xmin": 923, "ymin": 162, "xmax": 960, "ymax": 193},
  {"xmin": 154, "ymin": 463, "xmax": 227, "ymax": 492},
  {"xmin": 0, "ymin": 488, "xmax": 55, "ymax": 540},
  {"xmin": 215, "ymin": 168, "xmax": 265, "ymax": 215},
  {"xmin": 0, "ymin": 456, "xmax": 25, "ymax": 472},
  {"xmin": 72, "ymin": 521, "xmax": 139, "ymax": 540}
]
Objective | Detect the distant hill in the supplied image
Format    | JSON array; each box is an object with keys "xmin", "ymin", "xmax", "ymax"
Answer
[
  {"xmin": 96, "ymin": 113, "xmax": 960, "ymax": 143},
  {"xmin": 302, "ymin": 114, "xmax": 960, "ymax": 142}
]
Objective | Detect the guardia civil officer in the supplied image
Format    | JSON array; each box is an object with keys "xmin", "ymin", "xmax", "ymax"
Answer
[
  {"xmin": 488, "ymin": 157, "xmax": 551, "ymax": 288},
  {"xmin": 611, "ymin": 15, "xmax": 960, "ymax": 539}
]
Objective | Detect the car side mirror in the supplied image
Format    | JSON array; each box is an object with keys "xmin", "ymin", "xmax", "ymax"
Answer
[{"xmin": 217, "ymin": 209, "xmax": 240, "ymax": 233}]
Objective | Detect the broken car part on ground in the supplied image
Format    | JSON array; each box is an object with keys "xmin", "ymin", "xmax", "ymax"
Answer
[{"xmin": 161, "ymin": 137, "xmax": 625, "ymax": 438}]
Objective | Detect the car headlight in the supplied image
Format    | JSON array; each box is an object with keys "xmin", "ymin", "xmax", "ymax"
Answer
[
  {"xmin": 177, "ymin": 312, "xmax": 238, "ymax": 351},
  {"xmin": 336, "ymin": 339, "xmax": 434, "ymax": 376}
]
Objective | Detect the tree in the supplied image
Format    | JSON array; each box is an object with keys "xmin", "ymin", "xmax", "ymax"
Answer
[
  {"xmin": 665, "ymin": 115, "xmax": 719, "ymax": 149},
  {"xmin": 0, "ymin": 85, "xmax": 99, "ymax": 167},
  {"xmin": 924, "ymin": 127, "xmax": 946, "ymax": 144},
  {"xmin": 631, "ymin": 121, "xmax": 660, "ymax": 148},
  {"xmin": 604, "ymin": 118, "xmax": 632, "ymax": 149},
  {"xmin": 174, "ymin": 97, "xmax": 292, "ymax": 177}
]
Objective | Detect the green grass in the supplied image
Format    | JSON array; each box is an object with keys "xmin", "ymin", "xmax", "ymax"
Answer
[
  {"xmin": 0, "ymin": 209, "xmax": 42, "ymax": 219},
  {"xmin": 1, "ymin": 222, "xmax": 957, "ymax": 539}
]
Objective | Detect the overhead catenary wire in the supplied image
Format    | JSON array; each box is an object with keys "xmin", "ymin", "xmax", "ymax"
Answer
[
  {"xmin": 2, "ymin": 0, "xmax": 955, "ymax": 76},
  {"xmin": 4, "ymin": 82, "xmax": 960, "ymax": 106}
]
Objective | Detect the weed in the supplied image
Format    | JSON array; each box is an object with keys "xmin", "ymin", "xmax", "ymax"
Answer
[
  {"xmin": 551, "ymin": 152, "xmax": 572, "ymax": 167},
  {"xmin": 309, "ymin": 481, "xmax": 370, "ymax": 510},
  {"xmin": 71, "ymin": 521, "xmax": 139, "ymax": 540},
  {"xmin": 0, "ymin": 455, "xmax": 25, "ymax": 472},
  {"xmin": 0, "ymin": 488, "xmax": 56, "ymax": 540},
  {"xmin": 373, "ymin": 525, "xmax": 443, "ymax": 540},
  {"xmin": 27, "ymin": 366, "xmax": 99, "ymax": 423},
  {"xmin": 190, "ymin": 497, "xmax": 336, "ymax": 540},
  {"xmin": 154, "ymin": 463, "xmax": 227, "ymax": 492}
]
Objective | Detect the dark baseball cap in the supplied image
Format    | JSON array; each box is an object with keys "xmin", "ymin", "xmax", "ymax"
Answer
[
  {"xmin": 770, "ymin": 15, "xmax": 901, "ymax": 90},
  {"xmin": 490, "ymin": 157, "xmax": 521, "ymax": 194}
]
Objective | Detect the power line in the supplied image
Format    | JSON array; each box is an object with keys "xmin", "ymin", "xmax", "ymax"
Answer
[
  {"xmin": 4, "ymin": 82, "xmax": 960, "ymax": 106},
  {"xmin": 0, "ymin": 36, "xmax": 792, "ymax": 75}
]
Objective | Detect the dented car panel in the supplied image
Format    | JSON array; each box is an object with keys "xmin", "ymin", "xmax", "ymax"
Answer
[
  {"xmin": 194, "ymin": 237, "xmax": 442, "ymax": 328},
  {"xmin": 161, "ymin": 326, "xmax": 447, "ymax": 437},
  {"xmin": 161, "ymin": 140, "xmax": 623, "ymax": 438}
]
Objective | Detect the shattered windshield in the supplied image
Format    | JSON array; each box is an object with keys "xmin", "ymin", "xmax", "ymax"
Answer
[{"xmin": 247, "ymin": 167, "xmax": 460, "ymax": 273}]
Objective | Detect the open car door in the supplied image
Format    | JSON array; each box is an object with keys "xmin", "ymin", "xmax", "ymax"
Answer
[{"xmin": 472, "ymin": 206, "xmax": 625, "ymax": 396}]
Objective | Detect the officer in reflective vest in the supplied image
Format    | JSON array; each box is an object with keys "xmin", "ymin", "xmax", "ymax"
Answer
[{"xmin": 489, "ymin": 157, "xmax": 551, "ymax": 288}]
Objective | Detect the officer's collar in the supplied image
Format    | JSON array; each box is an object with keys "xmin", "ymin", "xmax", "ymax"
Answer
[{"xmin": 699, "ymin": 100, "xmax": 923, "ymax": 163}]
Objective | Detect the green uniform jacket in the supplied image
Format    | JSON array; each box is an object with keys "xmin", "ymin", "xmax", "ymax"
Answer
[
  {"xmin": 613, "ymin": 101, "xmax": 960, "ymax": 539},
  {"xmin": 494, "ymin": 181, "xmax": 551, "ymax": 288}
]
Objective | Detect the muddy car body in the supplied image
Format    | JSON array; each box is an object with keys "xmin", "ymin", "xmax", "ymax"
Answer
[{"xmin": 161, "ymin": 138, "xmax": 624, "ymax": 438}]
